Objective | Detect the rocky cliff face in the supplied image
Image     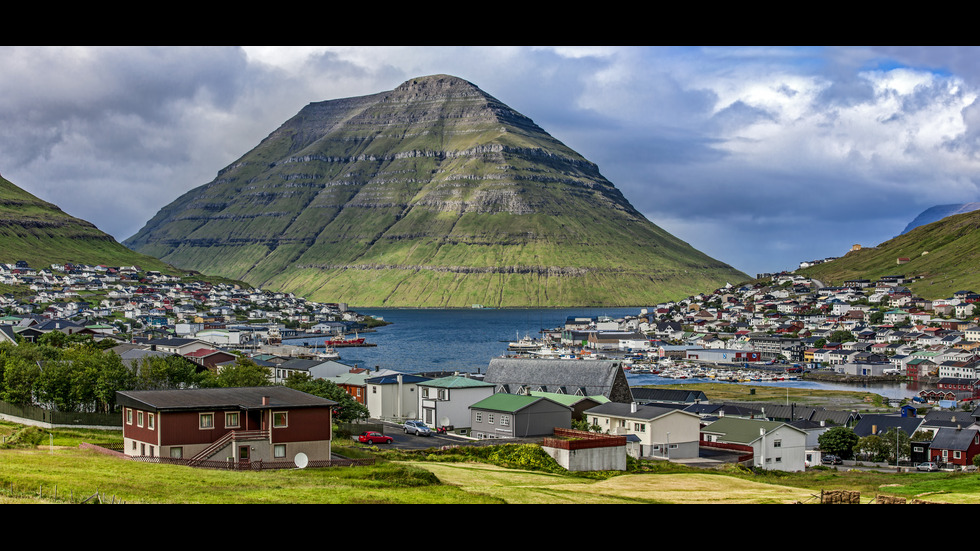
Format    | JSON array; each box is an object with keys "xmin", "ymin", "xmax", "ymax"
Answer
[{"xmin": 125, "ymin": 75, "xmax": 747, "ymax": 307}]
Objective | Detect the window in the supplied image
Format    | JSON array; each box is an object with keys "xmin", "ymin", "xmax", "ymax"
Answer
[
  {"xmin": 773, "ymin": 439, "xmax": 781, "ymax": 448},
  {"xmin": 273, "ymin": 411, "xmax": 288, "ymax": 428},
  {"xmin": 487, "ymin": 414, "xmax": 495, "ymax": 424},
  {"xmin": 225, "ymin": 412, "xmax": 240, "ymax": 428},
  {"xmin": 634, "ymin": 423, "xmax": 645, "ymax": 432},
  {"xmin": 500, "ymin": 415, "xmax": 510, "ymax": 427},
  {"xmin": 475, "ymin": 412, "xmax": 482, "ymax": 423},
  {"xmin": 954, "ymin": 450, "xmax": 962, "ymax": 459},
  {"xmin": 170, "ymin": 447, "xmax": 183, "ymax": 459},
  {"xmin": 438, "ymin": 389, "xmax": 448, "ymax": 400},
  {"xmin": 132, "ymin": 440, "xmax": 137, "ymax": 451},
  {"xmin": 126, "ymin": 408, "xmax": 133, "ymax": 425},
  {"xmin": 274, "ymin": 444, "xmax": 286, "ymax": 458},
  {"xmin": 137, "ymin": 411, "xmax": 144, "ymax": 428},
  {"xmin": 148, "ymin": 413, "xmax": 155, "ymax": 430},
  {"xmin": 421, "ymin": 387, "xmax": 429, "ymax": 398},
  {"xmin": 200, "ymin": 412, "xmax": 215, "ymax": 429}
]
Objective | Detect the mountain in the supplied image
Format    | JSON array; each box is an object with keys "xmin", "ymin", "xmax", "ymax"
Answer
[
  {"xmin": 900, "ymin": 202, "xmax": 980, "ymax": 235},
  {"xmin": 799, "ymin": 207, "xmax": 980, "ymax": 299},
  {"xmin": 125, "ymin": 75, "xmax": 747, "ymax": 307},
  {"xmin": 0, "ymin": 174, "xmax": 175, "ymax": 271}
]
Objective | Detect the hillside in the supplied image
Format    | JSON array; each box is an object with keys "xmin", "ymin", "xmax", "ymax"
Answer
[
  {"xmin": 900, "ymin": 202, "xmax": 980, "ymax": 235},
  {"xmin": 0, "ymin": 174, "xmax": 177, "ymax": 271},
  {"xmin": 799, "ymin": 208, "xmax": 980, "ymax": 299},
  {"xmin": 124, "ymin": 75, "xmax": 747, "ymax": 307}
]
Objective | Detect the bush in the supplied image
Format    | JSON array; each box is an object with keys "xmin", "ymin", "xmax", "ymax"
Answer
[{"xmin": 1, "ymin": 425, "xmax": 46, "ymax": 449}]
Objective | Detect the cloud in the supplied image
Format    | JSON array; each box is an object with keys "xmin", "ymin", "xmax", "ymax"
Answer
[{"xmin": 1, "ymin": 46, "xmax": 979, "ymax": 278}]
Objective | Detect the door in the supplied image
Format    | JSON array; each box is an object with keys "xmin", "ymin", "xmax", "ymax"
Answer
[{"xmin": 239, "ymin": 445, "xmax": 250, "ymax": 468}]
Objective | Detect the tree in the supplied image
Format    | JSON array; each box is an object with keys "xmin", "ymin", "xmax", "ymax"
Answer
[
  {"xmin": 135, "ymin": 354, "xmax": 208, "ymax": 390},
  {"xmin": 1, "ymin": 355, "xmax": 41, "ymax": 406},
  {"xmin": 283, "ymin": 372, "xmax": 368, "ymax": 422},
  {"xmin": 854, "ymin": 434, "xmax": 891, "ymax": 462},
  {"xmin": 215, "ymin": 357, "xmax": 272, "ymax": 388},
  {"xmin": 817, "ymin": 426, "xmax": 859, "ymax": 459},
  {"xmin": 879, "ymin": 427, "xmax": 911, "ymax": 464}
]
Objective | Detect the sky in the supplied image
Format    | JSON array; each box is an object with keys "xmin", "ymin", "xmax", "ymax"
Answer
[{"xmin": 2, "ymin": 45, "xmax": 980, "ymax": 278}]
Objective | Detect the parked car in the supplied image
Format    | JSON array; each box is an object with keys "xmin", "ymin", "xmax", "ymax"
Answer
[
  {"xmin": 821, "ymin": 454, "xmax": 843, "ymax": 465},
  {"xmin": 404, "ymin": 420, "xmax": 432, "ymax": 436},
  {"xmin": 916, "ymin": 461, "xmax": 940, "ymax": 472},
  {"xmin": 356, "ymin": 431, "xmax": 393, "ymax": 445}
]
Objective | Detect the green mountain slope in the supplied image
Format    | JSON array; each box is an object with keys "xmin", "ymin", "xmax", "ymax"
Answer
[
  {"xmin": 0, "ymin": 174, "xmax": 179, "ymax": 271},
  {"xmin": 125, "ymin": 75, "xmax": 747, "ymax": 307},
  {"xmin": 799, "ymin": 208, "xmax": 980, "ymax": 299}
]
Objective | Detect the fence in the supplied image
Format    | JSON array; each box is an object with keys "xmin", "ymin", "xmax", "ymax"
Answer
[
  {"xmin": 81, "ymin": 442, "xmax": 374, "ymax": 471},
  {"xmin": 0, "ymin": 400, "xmax": 121, "ymax": 428},
  {"xmin": 542, "ymin": 428, "xmax": 627, "ymax": 451}
]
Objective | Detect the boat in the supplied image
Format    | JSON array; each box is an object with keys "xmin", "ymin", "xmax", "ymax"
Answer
[
  {"xmin": 325, "ymin": 332, "xmax": 367, "ymax": 346},
  {"xmin": 508, "ymin": 333, "xmax": 541, "ymax": 352}
]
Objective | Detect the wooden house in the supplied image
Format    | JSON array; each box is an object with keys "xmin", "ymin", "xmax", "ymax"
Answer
[
  {"xmin": 115, "ymin": 386, "xmax": 336, "ymax": 467},
  {"xmin": 929, "ymin": 426, "xmax": 980, "ymax": 467}
]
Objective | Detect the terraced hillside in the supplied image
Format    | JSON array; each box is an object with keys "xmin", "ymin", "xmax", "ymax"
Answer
[{"xmin": 125, "ymin": 75, "xmax": 747, "ymax": 307}]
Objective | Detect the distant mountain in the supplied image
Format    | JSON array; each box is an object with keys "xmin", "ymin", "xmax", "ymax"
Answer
[
  {"xmin": 125, "ymin": 75, "xmax": 747, "ymax": 307},
  {"xmin": 900, "ymin": 203, "xmax": 980, "ymax": 235},
  {"xmin": 800, "ymin": 207, "xmax": 980, "ymax": 299},
  {"xmin": 0, "ymin": 174, "xmax": 175, "ymax": 270}
]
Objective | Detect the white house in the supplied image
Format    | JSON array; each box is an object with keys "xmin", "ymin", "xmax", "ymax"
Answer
[
  {"xmin": 583, "ymin": 402, "xmax": 702, "ymax": 460},
  {"xmin": 417, "ymin": 375, "xmax": 495, "ymax": 432},
  {"xmin": 364, "ymin": 373, "xmax": 431, "ymax": 422},
  {"xmin": 701, "ymin": 417, "xmax": 808, "ymax": 472}
]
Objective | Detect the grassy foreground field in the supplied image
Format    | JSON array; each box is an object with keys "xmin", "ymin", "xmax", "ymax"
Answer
[{"xmin": 2, "ymin": 421, "xmax": 980, "ymax": 504}]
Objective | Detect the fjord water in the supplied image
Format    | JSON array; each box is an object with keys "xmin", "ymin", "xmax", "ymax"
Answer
[{"xmin": 285, "ymin": 307, "xmax": 914, "ymax": 400}]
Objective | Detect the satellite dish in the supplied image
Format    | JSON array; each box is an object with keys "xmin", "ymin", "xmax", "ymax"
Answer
[{"xmin": 294, "ymin": 452, "xmax": 308, "ymax": 469}]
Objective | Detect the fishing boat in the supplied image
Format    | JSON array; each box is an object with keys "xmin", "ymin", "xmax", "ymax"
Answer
[
  {"xmin": 508, "ymin": 333, "xmax": 541, "ymax": 352},
  {"xmin": 325, "ymin": 332, "xmax": 366, "ymax": 346}
]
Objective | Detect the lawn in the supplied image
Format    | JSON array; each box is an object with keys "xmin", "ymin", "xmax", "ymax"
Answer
[{"xmin": 3, "ymin": 421, "xmax": 980, "ymax": 504}]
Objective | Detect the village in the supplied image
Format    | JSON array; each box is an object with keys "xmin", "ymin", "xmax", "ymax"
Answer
[{"xmin": 3, "ymin": 259, "xmax": 980, "ymax": 475}]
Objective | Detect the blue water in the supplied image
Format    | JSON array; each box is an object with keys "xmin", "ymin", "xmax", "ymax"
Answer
[{"xmin": 284, "ymin": 307, "xmax": 916, "ymax": 400}]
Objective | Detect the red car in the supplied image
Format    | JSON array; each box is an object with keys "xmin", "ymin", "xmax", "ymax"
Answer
[{"xmin": 357, "ymin": 431, "xmax": 393, "ymax": 444}]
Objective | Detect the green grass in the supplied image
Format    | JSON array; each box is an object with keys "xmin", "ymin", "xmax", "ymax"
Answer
[
  {"xmin": 124, "ymin": 76, "xmax": 748, "ymax": 308},
  {"xmin": 801, "ymin": 208, "xmax": 980, "ymax": 300},
  {"xmin": 3, "ymin": 420, "xmax": 979, "ymax": 504}
]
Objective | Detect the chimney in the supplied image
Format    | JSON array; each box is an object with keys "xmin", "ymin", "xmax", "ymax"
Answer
[
  {"xmin": 631, "ymin": 402, "xmax": 637, "ymax": 413},
  {"xmin": 872, "ymin": 424, "xmax": 877, "ymax": 435},
  {"xmin": 262, "ymin": 396, "xmax": 269, "ymax": 405}
]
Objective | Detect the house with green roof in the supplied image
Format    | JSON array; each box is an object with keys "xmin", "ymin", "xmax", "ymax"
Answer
[
  {"xmin": 417, "ymin": 375, "xmax": 494, "ymax": 433},
  {"xmin": 468, "ymin": 393, "xmax": 572, "ymax": 439},
  {"xmin": 701, "ymin": 417, "xmax": 808, "ymax": 471},
  {"xmin": 529, "ymin": 391, "xmax": 608, "ymax": 421}
]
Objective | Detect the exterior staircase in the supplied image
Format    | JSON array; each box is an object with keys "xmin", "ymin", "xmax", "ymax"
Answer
[{"xmin": 188, "ymin": 430, "xmax": 269, "ymax": 466}]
